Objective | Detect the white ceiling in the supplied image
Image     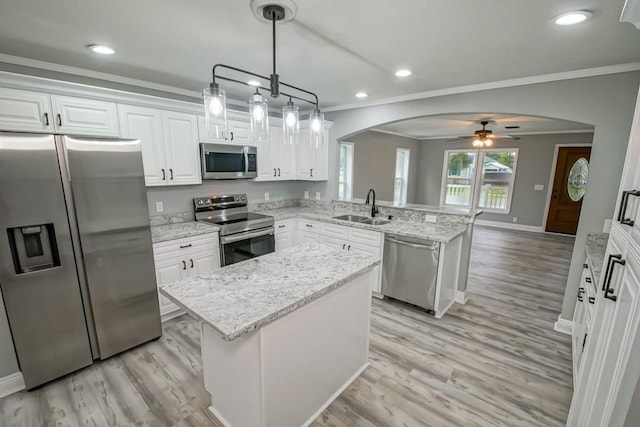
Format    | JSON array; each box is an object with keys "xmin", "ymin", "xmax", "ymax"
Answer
[
  {"xmin": 0, "ymin": 0, "xmax": 639, "ymax": 108},
  {"xmin": 372, "ymin": 113, "xmax": 595, "ymax": 140}
]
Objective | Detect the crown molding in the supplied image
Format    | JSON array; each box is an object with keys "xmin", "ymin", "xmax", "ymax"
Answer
[
  {"xmin": 324, "ymin": 62, "xmax": 640, "ymax": 113},
  {"xmin": 368, "ymin": 128, "xmax": 419, "ymax": 140}
]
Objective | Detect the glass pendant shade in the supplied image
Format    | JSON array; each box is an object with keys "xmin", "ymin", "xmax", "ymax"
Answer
[
  {"xmin": 203, "ymin": 85, "xmax": 227, "ymax": 139},
  {"xmin": 309, "ymin": 109, "xmax": 325, "ymax": 148},
  {"xmin": 249, "ymin": 92, "xmax": 269, "ymax": 143},
  {"xmin": 282, "ymin": 101, "xmax": 299, "ymax": 145}
]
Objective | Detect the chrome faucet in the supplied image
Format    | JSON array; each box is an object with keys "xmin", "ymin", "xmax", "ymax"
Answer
[{"xmin": 365, "ymin": 189, "xmax": 379, "ymax": 218}]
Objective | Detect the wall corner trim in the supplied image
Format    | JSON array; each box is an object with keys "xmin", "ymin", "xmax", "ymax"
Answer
[
  {"xmin": 475, "ymin": 219, "xmax": 544, "ymax": 233},
  {"xmin": 0, "ymin": 371, "xmax": 25, "ymax": 398},
  {"xmin": 455, "ymin": 290, "xmax": 469, "ymax": 305},
  {"xmin": 554, "ymin": 315, "xmax": 573, "ymax": 336}
]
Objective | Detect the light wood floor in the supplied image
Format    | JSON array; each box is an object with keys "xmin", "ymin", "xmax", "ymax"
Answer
[{"xmin": 1, "ymin": 226, "xmax": 576, "ymax": 427}]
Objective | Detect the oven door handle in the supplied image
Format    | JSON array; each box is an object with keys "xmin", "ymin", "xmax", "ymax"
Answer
[{"xmin": 220, "ymin": 227, "xmax": 275, "ymax": 244}]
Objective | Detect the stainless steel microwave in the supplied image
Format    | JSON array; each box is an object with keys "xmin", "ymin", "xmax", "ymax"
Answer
[{"xmin": 200, "ymin": 143, "xmax": 257, "ymax": 180}]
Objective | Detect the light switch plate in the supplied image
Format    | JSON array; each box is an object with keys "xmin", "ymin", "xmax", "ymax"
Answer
[
  {"xmin": 264, "ymin": 192, "xmax": 270, "ymax": 201},
  {"xmin": 304, "ymin": 191, "xmax": 309, "ymax": 199},
  {"xmin": 424, "ymin": 215, "xmax": 437, "ymax": 223},
  {"xmin": 534, "ymin": 184, "xmax": 545, "ymax": 191},
  {"xmin": 155, "ymin": 202, "xmax": 164, "ymax": 213},
  {"xmin": 512, "ymin": 216, "xmax": 518, "ymax": 223},
  {"xmin": 315, "ymin": 192, "xmax": 321, "ymax": 200}
]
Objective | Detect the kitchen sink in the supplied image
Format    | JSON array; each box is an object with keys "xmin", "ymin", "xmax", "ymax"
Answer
[
  {"xmin": 362, "ymin": 218, "xmax": 390, "ymax": 226},
  {"xmin": 332, "ymin": 214, "xmax": 369, "ymax": 222}
]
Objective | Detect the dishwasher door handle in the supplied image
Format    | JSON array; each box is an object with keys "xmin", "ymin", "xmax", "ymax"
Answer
[{"xmin": 385, "ymin": 237, "xmax": 438, "ymax": 250}]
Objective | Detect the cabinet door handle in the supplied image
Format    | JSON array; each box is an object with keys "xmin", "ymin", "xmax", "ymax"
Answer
[
  {"xmin": 179, "ymin": 244, "xmax": 192, "ymax": 249},
  {"xmin": 617, "ymin": 191, "xmax": 630, "ymax": 222},
  {"xmin": 182, "ymin": 260, "xmax": 187, "ymax": 270},
  {"xmin": 190, "ymin": 259, "xmax": 194, "ymax": 268},
  {"xmin": 577, "ymin": 287, "xmax": 584, "ymax": 302},
  {"xmin": 273, "ymin": 168, "xmax": 277, "ymax": 177},
  {"xmin": 161, "ymin": 168, "xmax": 166, "ymax": 180},
  {"xmin": 169, "ymin": 168, "xmax": 174, "ymax": 180},
  {"xmin": 585, "ymin": 277, "xmax": 592, "ymax": 283},
  {"xmin": 43, "ymin": 113, "xmax": 49, "ymax": 126},
  {"xmin": 278, "ymin": 225, "xmax": 286, "ymax": 228},
  {"xmin": 342, "ymin": 243, "xmax": 346, "ymax": 250},
  {"xmin": 306, "ymin": 224, "xmax": 313, "ymax": 228},
  {"xmin": 277, "ymin": 168, "xmax": 281, "ymax": 177},
  {"xmin": 56, "ymin": 113, "xmax": 62, "ymax": 127},
  {"xmin": 583, "ymin": 263, "xmax": 589, "ymax": 269},
  {"xmin": 602, "ymin": 254, "xmax": 622, "ymax": 291},
  {"xmin": 621, "ymin": 190, "xmax": 640, "ymax": 226},
  {"xmin": 348, "ymin": 245, "xmax": 351, "ymax": 251},
  {"xmin": 230, "ymin": 131, "xmax": 234, "ymax": 141},
  {"xmin": 310, "ymin": 168, "xmax": 313, "ymax": 177},
  {"xmin": 589, "ymin": 297, "xmax": 595, "ymax": 304},
  {"xmin": 605, "ymin": 257, "xmax": 626, "ymax": 301}
]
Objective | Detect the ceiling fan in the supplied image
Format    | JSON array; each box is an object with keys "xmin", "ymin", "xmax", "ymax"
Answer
[{"xmin": 448, "ymin": 120, "xmax": 520, "ymax": 147}]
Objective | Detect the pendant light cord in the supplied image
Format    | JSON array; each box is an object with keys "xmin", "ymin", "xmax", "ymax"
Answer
[{"xmin": 272, "ymin": 14, "xmax": 277, "ymax": 78}]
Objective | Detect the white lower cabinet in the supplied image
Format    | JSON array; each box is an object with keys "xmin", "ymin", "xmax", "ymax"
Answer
[
  {"xmin": 298, "ymin": 220, "xmax": 321, "ymax": 243},
  {"xmin": 275, "ymin": 219, "xmax": 296, "ymax": 251},
  {"xmin": 152, "ymin": 234, "xmax": 220, "ymax": 319}
]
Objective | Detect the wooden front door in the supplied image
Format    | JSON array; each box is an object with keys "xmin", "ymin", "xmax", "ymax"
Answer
[{"xmin": 545, "ymin": 146, "xmax": 591, "ymax": 234}]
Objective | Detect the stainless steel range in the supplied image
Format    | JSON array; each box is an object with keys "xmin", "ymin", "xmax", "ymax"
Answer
[{"xmin": 194, "ymin": 194, "xmax": 275, "ymax": 266}]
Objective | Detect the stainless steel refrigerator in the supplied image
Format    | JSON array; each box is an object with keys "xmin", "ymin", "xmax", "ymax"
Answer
[{"xmin": 0, "ymin": 132, "xmax": 162, "ymax": 389}]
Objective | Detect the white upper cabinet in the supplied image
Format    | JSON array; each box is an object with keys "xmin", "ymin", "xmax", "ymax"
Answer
[
  {"xmin": 295, "ymin": 125, "xmax": 329, "ymax": 181},
  {"xmin": 255, "ymin": 124, "xmax": 296, "ymax": 181},
  {"xmin": 51, "ymin": 95, "xmax": 120, "ymax": 136},
  {"xmin": 118, "ymin": 105, "xmax": 167, "ymax": 186},
  {"xmin": 118, "ymin": 105, "xmax": 201, "ymax": 186},
  {"xmin": 161, "ymin": 111, "xmax": 202, "ymax": 185},
  {"xmin": 197, "ymin": 113, "xmax": 253, "ymax": 145},
  {"xmin": 0, "ymin": 87, "xmax": 53, "ymax": 132}
]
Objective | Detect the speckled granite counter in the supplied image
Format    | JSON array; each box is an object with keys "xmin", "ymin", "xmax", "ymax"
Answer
[
  {"xmin": 160, "ymin": 241, "xmax": 380, "ymax": 341},
  {"xmin": 151, "ymin": 221, "xmax": 219, "ymax": 244},
  {"xmin": 586, "ymin": 232, "xmax": 609, "ymax": 281},
  {"xmin": 257, "ymin": 207, "xmax": 467, "ymax": 243}
]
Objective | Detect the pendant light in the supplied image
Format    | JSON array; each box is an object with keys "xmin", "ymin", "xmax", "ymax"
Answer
[
  {"xmin": 309, "ymin": 108, "xmax": 325, "ymax": 148},
  {"xmin": 202, "ymin": 2, "xmax": 323, "ymax": 147},
  {"xmin": 282, "ymin": 98, "xmax": 299, "ymax": 145},
  {"xmin": 249, "ymin": 90, "xmax": 269, "ymax": 142},
  {"xmin": 203, "ymin": 83, "xmax": 227, "ymax": 139}
]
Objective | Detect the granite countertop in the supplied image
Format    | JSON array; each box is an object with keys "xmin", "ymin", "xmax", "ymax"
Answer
[
  {"xmin": 585, "ymin": 232, "xmax": 609, "ymax": 283},
  {"xmin": 339, "ymin": 198, "xmax": 483, "ymax": 217},
  {"xmin": 258, "ymin": 207, "xmax": 467, "ymax": 243},
  {"xmin": 160, "ymin": 242, "xmax": 380, "ymax": 341},
  {"xmin": 151, "ymin": 221, "xmax": 220, "ymax": 244}
]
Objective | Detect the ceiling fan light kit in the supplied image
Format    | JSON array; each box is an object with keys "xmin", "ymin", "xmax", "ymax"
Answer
[
  {"xmin": 203, "ymin": 0, "xmax": 325, "ymax": 147},
  {"xmin": 450, "ymin": 120, "xmax": 520, "ymax": 147}
]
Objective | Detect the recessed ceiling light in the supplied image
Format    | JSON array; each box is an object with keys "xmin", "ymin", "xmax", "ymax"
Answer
[
  {"xmin": 553, "ymin": 10, "xmax": 592, "ymax": 26},
  {"xmin": 395, "ymin": 69, "xmax": 412, "ymax": 77},
  {"xmin": 247, "ymin": 80, "xmax": 261, "ymax": 87},
  {"xmin": 355, "ymin": 92, "xmax": 368, "ymax": 98},
  {"xmin": 88, "ymin": 44, "xmax": 115, "ymax": 55}
]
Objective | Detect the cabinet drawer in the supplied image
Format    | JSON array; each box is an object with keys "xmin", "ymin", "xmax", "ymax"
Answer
[
  {"xmin": 320, "ymin": 222, "xmax": 349, "ymax": 239},
  {"xmin": 153, "ymin": 233, "xmax": 219, "ymax": 259},
  {"xmin": 298, "ymin": 220, "xmax": 321, "ymax": 233},
  {"xmin": 320, "ymin": 234, "xmax": 346, "ymax": 250},
  {"xmin": 348, "ymin": 227, "xmax": 382, "ymax": 247},
  {"xmin": 275, "ymin": 219, "xmax": 295, "ymax": 232}
]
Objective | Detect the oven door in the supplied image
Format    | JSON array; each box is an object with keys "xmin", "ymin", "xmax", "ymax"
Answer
[
  {"xmin": 220, "ymin": 227, "xmax": 275, "ymax": 266},
  {"xmin": 201, "ymin": 143, "xmax": 257, "ymax": 180}
]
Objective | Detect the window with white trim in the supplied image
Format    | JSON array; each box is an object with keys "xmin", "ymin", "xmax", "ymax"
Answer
[
  {"xmin": 440, "ymin": 148, "xmax": 518, "ymax": 213},
  {"xmin": 338, "ymin": 142, "xmax": 354, "ymax": 200},
  {"xmin": 394, "ymin": 148, "xmax": 410, "ymax": 204}
]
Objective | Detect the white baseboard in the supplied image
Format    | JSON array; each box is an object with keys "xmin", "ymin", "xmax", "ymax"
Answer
[
  {"xmin": 455, "ymin": 290, "xmax": 469, "ymax": 305},
  {"xmin": 554, "ymin": 314, "xmax": 573, "ymax": 335},
  {"xmin": 475, "ymin": 219, "xmax": 544, "ymax": 233},
  {"xmin": 0, "ymin": 372, "xmax": 25, "ymax": 398}
]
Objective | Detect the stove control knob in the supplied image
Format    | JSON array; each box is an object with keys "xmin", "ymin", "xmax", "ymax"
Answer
[
  {"xmin": 241, "ymin": 195, "xmax": 246, "ymax": 201},
  {"xmin": 197, "ymin": 200, "xmax": 203, "ymax": 205}
]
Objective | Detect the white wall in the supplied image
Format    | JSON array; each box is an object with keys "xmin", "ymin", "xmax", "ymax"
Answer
[
  {"xmin": 346, "ymin": 130, "xmax": 421, "ymax": 203},
  {"xmin": 415, "ymin": 133, "xmax": 594, "ymax": 227},
  {"xmin": 307, "ymin": 71, "xmax": 640, "ymax": 321}
]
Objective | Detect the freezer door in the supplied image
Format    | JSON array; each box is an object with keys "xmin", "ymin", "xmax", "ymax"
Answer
[
  {"xmin": 63, "ymin": 136, "xmax": 162, "ymax": 358},
  {"xmin": 0, "ymin": 133, "xmax": 93, "ymax": 389}
]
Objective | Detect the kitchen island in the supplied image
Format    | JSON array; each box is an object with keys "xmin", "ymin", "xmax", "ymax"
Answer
[{"xmin": 160, "ymin": 242, "xmax": 380, "ymax": 427}]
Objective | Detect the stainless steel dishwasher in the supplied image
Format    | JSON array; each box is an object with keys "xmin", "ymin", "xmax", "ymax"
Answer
[{"xmin": 381, "ymin": 234, "xmax": 440, "ymax": 313}]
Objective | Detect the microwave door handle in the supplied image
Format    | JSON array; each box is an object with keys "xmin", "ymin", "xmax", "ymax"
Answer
[{"xmin": 243, "ymin": 150, "xmax": 249, "ymax": 174}]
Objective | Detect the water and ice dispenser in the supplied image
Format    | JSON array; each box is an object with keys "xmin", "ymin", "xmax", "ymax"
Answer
[{"xmin": 7, "ymin": 224, "xmax": 60, "ymax": 274}]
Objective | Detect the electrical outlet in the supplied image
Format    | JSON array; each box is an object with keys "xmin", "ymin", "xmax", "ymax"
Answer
[
  {"xmin": 264, "ymin": 192, "xmax": 270, "ymax": 201},
  {"xmin": 155, "ymin": 202, "xmax": 164, "ymax": 213},
  {"xmin": 603, "ymin": 219, "xmax": 613, "ymax": 233},
  {"xmin": 424, "ymin": 215, "xmax": 437, "ymax": 223},
  {"xmin": 315, "ymin": 191, "xmax": 321, "ymax": 200},
  {"xmin": 512, "ymin": 216, "xmax": 518, "ymax": 223},
  {"xmin": 304, "ymin": 191, "xmax": 309, "ymax": 199},
  {"xmin": 534, "ymin": 184, "xmax": 544, "ymax": 191}
]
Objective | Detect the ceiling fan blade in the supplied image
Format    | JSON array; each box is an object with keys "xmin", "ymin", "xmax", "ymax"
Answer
[{"xmin": 489, "ymin": 134, "xmax": 520, "ymax": 140}]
